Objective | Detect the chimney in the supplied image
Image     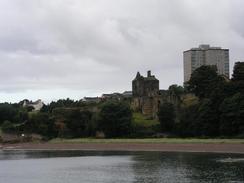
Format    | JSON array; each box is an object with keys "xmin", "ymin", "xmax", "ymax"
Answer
[
  {"xmin": 136, "ymin": 71, "xmax": 141, "ymax": 78},
  {"xmin": 147, "ymin": 70, "xmax": 151, "ymax": 77}
]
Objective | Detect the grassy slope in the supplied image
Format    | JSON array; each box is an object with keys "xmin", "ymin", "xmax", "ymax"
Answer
[
  {"xmin": 49, "ymin": 138, "xmax": 244, "ymax": 144},
  {"xmin": 131, "ymin": 112, "xmax": 160, "ymax": 136},
  {"xmin": 132, "ymin": 113, "xmax": 159, "ymax": 127}
]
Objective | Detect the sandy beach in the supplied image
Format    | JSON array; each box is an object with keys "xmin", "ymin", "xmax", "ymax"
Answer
[{"xmin": 1, "ymin": 142, "xmax": 244, "ymax": 154}]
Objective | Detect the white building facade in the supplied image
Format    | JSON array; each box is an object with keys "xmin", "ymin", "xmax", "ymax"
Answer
[{"xmin": 183, "ymin": 44, "xmax": 229, "ymax": 82}]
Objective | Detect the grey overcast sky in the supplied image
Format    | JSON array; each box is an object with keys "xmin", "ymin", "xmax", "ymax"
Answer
[{"xmin": 0, "ymin": 0, "xmax": 244, "ymax": 103}]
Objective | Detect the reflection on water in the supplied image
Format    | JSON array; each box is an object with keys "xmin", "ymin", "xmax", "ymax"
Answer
[
  {"xmin": 217, "ymin": 157, "xmax": 244, "ymax": 163},
  {"xmin": 0, "ymin": 150, "xmax": 244, "ymax": 183}
]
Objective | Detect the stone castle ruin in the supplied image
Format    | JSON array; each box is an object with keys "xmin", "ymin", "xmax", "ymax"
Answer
[
  {"xmin": 132, "ymin": 71, "xmax": 181, "ymax": 119},
  {"xmin": 81, "ymin": 70, "xmax": 183, "ymax": 119}
]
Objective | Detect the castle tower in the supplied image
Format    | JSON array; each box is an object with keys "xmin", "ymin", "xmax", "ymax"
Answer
[
  {"xmin": 132, "ymin": 70, "xmax": 159, "ymax": 118},
  {"xmin": 132, "ymin": 70, "xmax": 159, "ymax": 97}
]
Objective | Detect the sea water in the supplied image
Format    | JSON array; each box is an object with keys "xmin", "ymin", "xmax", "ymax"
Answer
[{"xmin": 0, "ymin": 150, "xmax": 244, "ymax": 183}]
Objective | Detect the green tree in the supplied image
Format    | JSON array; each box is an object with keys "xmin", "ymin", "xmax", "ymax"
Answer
[
  {"xmin": 219, "ymin": 93, "xmax": 244, "ymax": 136},
  {"xmin": 177, "ymin": 104, "xmax": 199, "ymax": 137},
  {"xmin": 168, "ymin": 84, "xmax": 184, "ymax": 96},
  {"xmin": 157, "ymin": 102, "xmax": 175, "ymax": 132},
  {"xmin": 232, "ymin": 62, "xmax": 244, "ymax": 81},
  {"xmin": 0, "ymin": 103, "xmax": 18, "ymax": 124},
  {"xmin": 231, "ymin": 62, "xmax": 244, "ymax": 93},
  {"xmin": 47, "ymin": 98, "xmax": 78, "ymax": 112},
  {"xmin": 195, "ymin": 99, "xmax": 219, "ymax": 136},
  {"xmin": 188, "ymin": 65, "xmax": 225, "ymax": 99},
  {"xmin": 14, "ymin": 108, "xmax": 28, "ymax": 123},
  {"xmin": 65, "ymin": 110, "xmax": 93, "ymax": 137},
  {"xmin": 178, "ymin": 98, "xmax": 220, "ymax": 137},
  {"xmin": 98, "ymin": 101, "xmax": 132, "ymax": 138},
  {"xmin": 1, "ymin": 120, "xmax": 15, "ymax": 133},
  {"xmin": 25, "ymin": 112, "xmax": 57, "ymax": 138}
]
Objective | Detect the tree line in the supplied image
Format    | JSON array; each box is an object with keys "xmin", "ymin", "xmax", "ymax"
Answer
[
  {"xmin": 159, "ymin": 62, "xmax": 244, "ymax": 137},
  {"xmin": 0, "ymin": 98, "xmax": 133, "ymax": 139},
  {"xmin": 0, "ymin": 62, "xmax": 243, "ymax": 139}
]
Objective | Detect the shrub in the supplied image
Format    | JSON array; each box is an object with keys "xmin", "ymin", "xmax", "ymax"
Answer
[
  {"xmin": 1, "ymin": 120, "xmax": 15, "ymax": 133},
  {"xmin": 98, "ymin": 101, "xmax": 132, "ymax": 138}
]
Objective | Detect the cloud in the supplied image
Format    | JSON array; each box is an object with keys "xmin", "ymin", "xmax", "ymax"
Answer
[{"xmin": 0, "ymin": 0, "xmax": 243, "ymax": 102}]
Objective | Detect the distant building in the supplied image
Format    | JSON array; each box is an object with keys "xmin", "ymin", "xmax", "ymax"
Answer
[
  {"xmin": 100, "ymin": 91, "xmax": 132, "ymax": 101},
  {"xmin": 183, "ymin": 44, "xmax": 229, "ymax": 82},
  {"xmin": 83, "ymin": 97, "xmax": 101, "ymax": 103},
  {"xmin": 122, "ymin": 91, "xmax": 132, "ymax": 98},
  {"xmin": 23, "ymin": 99, "xmax": 44, "ymax": 111},
  {"xmin": 101, "ymin": 93, "xmax": 123, "ymax": 100}
]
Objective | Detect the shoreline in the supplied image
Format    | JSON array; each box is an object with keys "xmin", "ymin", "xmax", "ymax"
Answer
[{"xmin": 1, "ymin": 142, "xmax": 244, "ymax": 154}]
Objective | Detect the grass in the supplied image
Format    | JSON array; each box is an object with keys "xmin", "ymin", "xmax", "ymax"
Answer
[
  {"xmin": 49, "ymin": 138, "xmax": 244, "ymax": 144},
  {"xmin": 132, "ymin": 112, "xmax": 159, "ymax": 127},
  {"xmin": 132, "ymin": 112, "xmax": 160, "ymax": 136}
]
